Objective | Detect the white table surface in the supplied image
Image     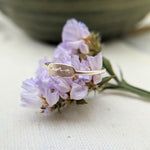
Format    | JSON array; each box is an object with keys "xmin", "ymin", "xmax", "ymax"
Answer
[{"xmin": 0, "ymin": 12, "xmax": 150, "ymax": 150}]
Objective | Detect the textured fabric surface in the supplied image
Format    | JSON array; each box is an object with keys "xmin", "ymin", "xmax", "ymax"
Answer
[{"xmin": 0, "ymin": 13, "xmax": 150, "ymax": 150}]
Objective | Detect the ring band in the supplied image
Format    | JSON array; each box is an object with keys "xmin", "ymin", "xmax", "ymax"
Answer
[{"xmin": 45, "ymin": 62, "xmax": 106, "ymax": 78}]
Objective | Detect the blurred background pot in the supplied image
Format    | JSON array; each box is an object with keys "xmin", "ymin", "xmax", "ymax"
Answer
[{"xmin": 0, "ymin": 0, "xmax": 150, "ymax": 43}]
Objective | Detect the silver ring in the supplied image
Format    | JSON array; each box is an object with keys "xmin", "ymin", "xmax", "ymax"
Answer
[{"xmin": 45, "ymin": 62, "xmax": 106, "ymax": 78}]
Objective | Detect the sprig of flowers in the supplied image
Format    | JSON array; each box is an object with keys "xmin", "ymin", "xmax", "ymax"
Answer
[{"xmin": 21, "ymin": 19, "xmax": 150, "ymax": 114}]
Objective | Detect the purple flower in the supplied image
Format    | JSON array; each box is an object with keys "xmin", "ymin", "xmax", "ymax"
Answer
[
  {"xmin": 87, "ymin": 52, "xmax": 103, "ymax": 84},
  {"xmin": 70, "ymin": 83, "xmax": 88, "ymax": 100},
  {"xmin": 21, "ymin": 77, "xmax": 60, "ymax": 110},
  {"xmin": 21, "ymin": 54, "xmax": 91, "ymax": 112},
  {"xmin": 21, "ymin": 58, "xmax": 71, "ymax": 112},
  {"xmin": 21, "ymin": 78, "xmax": 43, "ymax": 108},
  {"xmin": 21, "ymin": 18, "xmax": 103, "ymax": 113},
  {"xmin": 62, "ymin": 19, "xmax": 90, "ymax": 54},
  {"xmin": 53, "ymin": 43, "xmax": 71, "ymax": 65},
  {"xmin": 61, "ymin": 19, "xmax": 103, "ymax": 84},
  {"xmin": 36, "ymin": 58, "xmax": 71, "ymax": 100},
  {"xmin": 71, "ymin": 55, "xmax": 91, "ymax": 82}
]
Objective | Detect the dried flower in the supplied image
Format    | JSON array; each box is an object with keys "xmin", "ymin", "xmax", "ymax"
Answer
[
  {"xmin": 21, "ymin": 18, "xmax": 150, "ymax": 114},
  {"xmin": 62, "ymin": 19, "xmax": 90, "ymax": 54}
]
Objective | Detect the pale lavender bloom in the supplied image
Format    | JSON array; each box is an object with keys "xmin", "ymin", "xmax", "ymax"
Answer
[
  {"xmin": 53, "ymin": 43, "xmax": 71, "ymax": 65},
  {"xmin": 21, "ymin": 19, "xmax": 103, "ymax": 113},
  {"xmin": 53, "ymin": 51, "xmax": 91, "ymax": 100},
  {"xmin": 21, "ymin": 58, "xmax": 71, "ymax": 112},
  {"xmin": 21, "ymin": 56, "xmax": 90, "ymax": 111},
  {"xmin": 35, "ymin": 58, "xmax": 70, "ymax": 101},
  {"xmin": 62, "ymin": 19, "xmax": 90, "ymax": 54},
  {"xmin": 21, "ymin": 78, "xmax": 43, "ymax": 108},
  {"xmin": 87, "ymin": 52, "xmax": 103, "ymax": 84},
  {"xmin": 61, "ymin": 19, "xmax": 103, "ymax": 84},
  {"xmin": 21, "ymin": 77, "xmax": 60, "ymax": 110},
  {"xmin": 70, "ymin": 83, "xmax": 88, "ymax": 100},
  {"xmin": 71, "ymin": 55, "xmax": 91, "ymax": 82},
  {"xmin": 69, "ymin": 55, "xmax": 92, "ymax": 100}
]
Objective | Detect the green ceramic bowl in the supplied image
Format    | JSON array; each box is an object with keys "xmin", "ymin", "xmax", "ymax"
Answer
[{"xmin": 0, "ymin": 0, "xmax": 150, "ymax": 42}]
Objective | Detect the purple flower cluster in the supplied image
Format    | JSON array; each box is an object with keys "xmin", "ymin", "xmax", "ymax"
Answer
[{"xmin": 21, "ymin": 19, "xmax": 103, "ymax": 113}]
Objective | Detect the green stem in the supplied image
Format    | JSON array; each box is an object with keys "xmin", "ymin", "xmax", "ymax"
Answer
[
  {"xmin": 102, "ymin": 56, "xmax": 150, "ymax": 99},
  {"xmin": 120, "ymin": 81, "xmax": 150, "ymax": 99},
  {"xmin": 104, "ymin": 82, "xmax": 150, "ymax": 99}
]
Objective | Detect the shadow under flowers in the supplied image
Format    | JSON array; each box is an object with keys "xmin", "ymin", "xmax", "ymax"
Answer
[
  {"xmin": 25, "ymin": 93, "xmax": 111, "ymax": 126},
  {"xmin": 21, "ymin": 90, "xmax": 150, "ymax": 127}
]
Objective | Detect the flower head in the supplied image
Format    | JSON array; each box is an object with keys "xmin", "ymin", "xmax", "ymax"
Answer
[
  {"xmin": 21, "ymin": 56, "xmax": 92, "ymax": 113},
  {"xmin": 62, "ymin": 19, "xmax": 90, "ymax": 54},
  {"xmin": 21, "ymin": 57, "xmax": 71, "ymax": 113},
  {"xmin": 21, "ymin": 18, "xmax": 149, "ymax": 114},
  {"xmin": 21, "ymin": 18, "xmax": 103, "ymax": 113}
]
